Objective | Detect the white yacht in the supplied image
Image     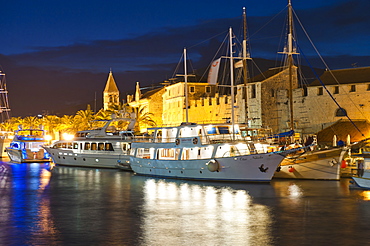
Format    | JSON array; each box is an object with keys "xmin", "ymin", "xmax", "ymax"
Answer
[
  {"xmin": 6, "ymin": 128, "xmax": 50, "ymax": 163},
  {"xmin": 44, "ymin": 119, "xmax": 134, "ymax": 169},
  {"xmin": 129, "ymin": 123, "xmax": 286, "ymax": 182}
]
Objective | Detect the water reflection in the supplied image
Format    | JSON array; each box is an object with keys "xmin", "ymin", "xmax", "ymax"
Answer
[
  {"xmin": 141, "ymin": 179, "xmax": 274, "ymax": 245},
  {"xmin": 0, "ymin": 162, "xmax": 59, "ymax": 245},
  {"xmin": 2, "ymin": 161, "xmax": 370, "ymax": 245}
]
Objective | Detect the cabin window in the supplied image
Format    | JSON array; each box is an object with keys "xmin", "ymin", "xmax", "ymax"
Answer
[
  {"xmin": 84, "ymin": 143, "xmax": 90, "ymax": 150},
  {"xmin": 206, "ymin": 126, "xmax": 217, "ymax": 134},
  {"xmin": 73, "ymin": 142, "xmax": 79, "ymax": 149},
  {"xmin": 335, "ymin": 108, "xmax": 347, "ymax": 117},
  {"xmin": 98, "ymin": 143, "xmax": 105, "ymax": 150},
  {"xmin": 251, "ymin": 84, "xmax": 256, "ymax": 98},
  {"xmin": 333, "ymin": 86, "xmax": 339, "ymax": 94},
  {"xmin": 180, "ymin": 147, "xmax": 214, "ymax": 160},
  {"xmin": 317, "ymin": 87, "xmax": 323, "ymax": 95},
  {"xmin": 91, "ymin": 143, "xmax": 97, "ymax": 150},
  {"xmin": 218, "ymin": 126, "xmax": 229, "ymax": 134},
  {"xmin": 157, "ymin": 148, "xmax": 180, "ymax": 160},
  {"xmin": 105, "ymin": 143, "xmax": 114, "ymax": 151},
  {"xmin": 190, "ymin": 86, "xmax": 195, "ymax": 93},
  {"xmin": 350, "ymin": 85, "xmax": 356, "ymax": 92},
  {"xmin": 121, "ymin": 143, "xmax": 130, "ymax": 151},
  {"xmin": 137, "ymin": 148, "xmax": 151, "ymax": 159}
]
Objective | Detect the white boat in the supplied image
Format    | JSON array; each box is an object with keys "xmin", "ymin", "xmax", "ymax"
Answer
[
  {"xmin": 6, "ymin": 128, "xmax": 50, "ymax": 163},
  {"xmin": 274, "ymin": 147, "xmax": 347, "ymax": 180},
  {"xmin": 129, "ymin": 122, "xmax": 287, "ymax": 182},
  {"xmin": 43, "ymin": 119, "xmax": 134, "ymax": 169}
]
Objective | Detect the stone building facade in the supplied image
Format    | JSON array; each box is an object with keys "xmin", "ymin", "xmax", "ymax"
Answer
[{"xmin": 248, "ymin": 66, "xmax": 370, "ymax": 136}]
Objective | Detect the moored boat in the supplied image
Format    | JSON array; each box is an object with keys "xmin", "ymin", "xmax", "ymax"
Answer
[
  {"xmin": 129, "ymin": 122, "xmax": 287, "ymax": 182},
  {"xmin": 274, "ymin": 147, "xmax": 348, "ymax": 180},
  {"xmin": 43, "ymin": 119, "xmax": 134, "ymax": 169},
  {"xmin": 6, "ymin": 128, "xmax": 50, "ymax": 163}
]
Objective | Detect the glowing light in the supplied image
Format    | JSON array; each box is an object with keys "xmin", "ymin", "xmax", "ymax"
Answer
[
  {"xmin": 62, "ymin": 133, "xmax": 74, "ymax": 140},
  {"xmin": 44, "ymin": 135, "xmax": 52, "ymax": 141}
]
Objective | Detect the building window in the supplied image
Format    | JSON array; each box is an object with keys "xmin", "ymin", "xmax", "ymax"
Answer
[
  {"xmin": 225, "ymin": 97, "xmax": 228, "ymax": 104},
  {"xmin": 302, "ymin": 87, "xmax": 308, "ymax": 97},
  {"xmin": 334, "ymin": 86, "xmax": 339, "ymax": 94},
  {"xmin": 367, "ymin": 84, "xmax": 370, "ymax": 91},
  {"xmin": 271, "ymin": 89, "xmax": 275, "ymax": 97},
  {"xmin": 335, "ymin": 108, "xmax": 347, "ymax": 117},
  {"xmin": 317, "ymin": 87, "xmax": 323, "ymax": 95},
  {"xmin": 350, "ymin": 85, "xmax": 356, "ymax": 92},
  {"xmin": 216, "ymin": 97, "xmax": 220, "ymax": 105},
  {"xmin": 202, "ymin": 98, "xmax": 204, "ymax": 106},
  {"xmin": 251, "ymin": 84, "xmax": 256, "ymax": 98},
  {"xmin": 190, "ymin": 86, "xmax": 195, "ymax": 93},
  {"xmin": 209, "ymin": 98, "xmax": 212, "ymax": 106},
  {"xmin": 205, "ymin": 86, "xmax": 211, "ymax": 93}
]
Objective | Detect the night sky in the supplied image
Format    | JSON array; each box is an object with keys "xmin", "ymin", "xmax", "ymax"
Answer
[{"xmin": 1, "ymin": 0, "xmax": 369, "ymax": 117}]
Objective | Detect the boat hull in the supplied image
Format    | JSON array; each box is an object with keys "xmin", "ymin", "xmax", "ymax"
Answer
[
  {"xmin": 130, "ymin": 152, "xmax": 285, "ymax": 182},
  {"xmin": 44, "ymin": 147, "xmax": 131, "ymax": 169},
  {"xmin": 273, "ymin": 148, "xmax": 345, "ymax": 180},
  {"xmin": 351, "ymin": 176, "xmax": 370, "ymax": 189},
  {"xmin": 6, "ymin": 148, "xmax": 50, "ymax": 163}
]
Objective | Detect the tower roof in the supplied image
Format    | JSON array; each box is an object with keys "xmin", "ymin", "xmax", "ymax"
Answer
[{"xmin": 104, "ymin": 71, "xmax": 119, "ymax": 93}]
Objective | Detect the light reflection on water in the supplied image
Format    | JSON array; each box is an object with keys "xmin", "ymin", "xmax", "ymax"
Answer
[
  {"xmin": 1, "ymin": 161, "xmax": 370, "ymax": 245},
  {"xmin": 141, "ymin": 179, "xmax": 272, "ymax": 245}
]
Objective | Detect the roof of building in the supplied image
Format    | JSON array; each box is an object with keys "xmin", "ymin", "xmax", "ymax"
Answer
[
  {"xmin": 316, "ymin": 119, "xmax": 370, "ymax": 144},
  {"xmin": 310, "ymin": 66, "xmax": 370, "ymax": 86},
  {"xmin": 141, "ymin": 87, "xmax": 163, "ymax": 99},
  {"xmin": 250, "ymin": 67, "xmax": 286, "ymax": 82},
  {"xmin": 104, "ymin": 71, "xmax": 119, "ymax": 93}
]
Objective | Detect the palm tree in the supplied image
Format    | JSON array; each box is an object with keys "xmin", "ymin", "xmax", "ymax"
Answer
[
  {"xmin": 42, "ymin": 115, "xmax": 61, "ymax": 140},
  {"xmin": 75, "ymin": 105, "xmax": 95, "ymax": 131},
  {"xmin": 23, "ymin": 116, "xmax": 40, "ymax": 129},
  {"xmin": 132, "ymin": 105, "xmax": 156, "ymax": 133}
]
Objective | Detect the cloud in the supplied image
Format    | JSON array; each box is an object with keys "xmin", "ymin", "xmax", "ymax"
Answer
[{"xmin": 2, "ymin": 0, "xmax": 370, "ymax": 117}]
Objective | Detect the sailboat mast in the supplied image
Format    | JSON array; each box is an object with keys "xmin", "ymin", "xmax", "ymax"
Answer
[
  {"xmin": 184, "ymin": 48, "xmax": 189, "ymax": 123},
  {"xmin": 242, "ymin": 7, "xmax": 249, "ymax": 124},
  {"xmin": 229, "ymin": 27, "xmax": 235, "ymax": 139},
  {"xmin": 287, "ymin": 0, "xmax": 294, "ymax": 131}
]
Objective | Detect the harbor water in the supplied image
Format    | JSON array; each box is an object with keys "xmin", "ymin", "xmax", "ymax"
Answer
[{"xmin": 1, "ymin": 160, "xmax": 369, "ymax": 245}]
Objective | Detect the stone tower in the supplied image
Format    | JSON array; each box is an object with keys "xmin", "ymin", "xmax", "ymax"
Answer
[{"xmin": 103, "ymin": 70, "xmax": 120, "ymax": 110}]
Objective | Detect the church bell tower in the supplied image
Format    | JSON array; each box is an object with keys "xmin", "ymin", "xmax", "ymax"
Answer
[{"xmin": 103, "ymin": 70, "xmax": 120, "ymax": 110}]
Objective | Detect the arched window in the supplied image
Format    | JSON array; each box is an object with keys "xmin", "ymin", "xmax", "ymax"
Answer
[{"xmin": 335, "ymin": 108, "xmax": 347, "ymax": 117}]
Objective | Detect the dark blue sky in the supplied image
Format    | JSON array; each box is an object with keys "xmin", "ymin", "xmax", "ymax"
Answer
[{"xmin": 1, "ymin": 0, "xmax": 369, "ymax": 117}]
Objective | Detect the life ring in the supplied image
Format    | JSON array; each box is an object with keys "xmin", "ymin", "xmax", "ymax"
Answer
[
  {"xmin": 193, "ymin": 137, "xmax": 198, "ymax": 145},
  {"xmin": 206, "ymin": 159, "xmax": 220, "ymax": 172},
  {"xmin": 175, "ymin": 138, "xmax": 180, "ymax": 145}
]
